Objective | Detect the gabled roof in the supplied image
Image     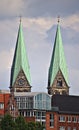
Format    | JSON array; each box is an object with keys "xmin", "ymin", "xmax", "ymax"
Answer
[
  {"xmin": 10, "ymin": 22, "xmax": 31, "ymax": 87},
  {"xmin": 48, "ymin": 23, "xmax": 68, "ymax": 86}
]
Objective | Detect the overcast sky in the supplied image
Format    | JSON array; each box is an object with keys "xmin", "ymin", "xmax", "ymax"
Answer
[{"xmin": 0, "ymin": 0, "xmax": 79, "ymax": 95}]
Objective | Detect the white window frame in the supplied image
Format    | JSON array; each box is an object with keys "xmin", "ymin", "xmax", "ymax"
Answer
[
  {"xmin": 50, "ymin": 114, "xmax": 54, "ymax": 128},
  {"xmin": 59, "ymin": 126, "xmax": 65, "ymax": 130},
  {"xmin": 68, "ymin": 126, "xmax": 71, "ymax": 130},
  {"xmin": 59, "ymin": 116, "xmax": 66, "ymax": 122},
  {"xmin": 67, "ymin": 116, "xmax": 72, "ymax": 122},
  {"xmin": 0, "ymin": 103, "xmax": 4, "ymax": 109},
  {"xmin": 72, "ymin": 117, "xmax": 77, "ymax": 123}
]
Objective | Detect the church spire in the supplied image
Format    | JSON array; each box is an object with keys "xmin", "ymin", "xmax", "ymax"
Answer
[
  {"xmin": 48, "ymin": 20, "xmax": 69, "ymax": 95},
  {"xmin": 10, "ymin": 20, "xmax": 31, "ymax": 92}
]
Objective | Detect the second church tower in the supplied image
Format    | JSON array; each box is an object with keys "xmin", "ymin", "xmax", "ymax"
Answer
[{"xmin": 48, "ymin": 22, "xmax": 69, "ymax": 95}]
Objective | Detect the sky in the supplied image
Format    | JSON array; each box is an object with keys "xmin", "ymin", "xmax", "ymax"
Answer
[{"xmin": 0, "ymin": 0, "xmax": 79, "ymax": 95}]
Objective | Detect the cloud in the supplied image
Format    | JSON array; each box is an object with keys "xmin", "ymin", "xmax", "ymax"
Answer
[
  {"xmin": 0, "ymin": 14, "xmax": 79, "ymax": 94},
  {"xmin": 0, "ymin": 0, "xmax": 79, "ymax": 19},
  {"xmin": 62, "ymin": 14, "xmax": 79, "ymax": 32},
  {"xmin": 69, "ymin": 69, "xmax": 79, "ymax": 95},
  {"xmin": 0, "ymin": 49, "xmax": 13, "ymax": 72},
  {"xmin": 0, "ymin": 0, "xmax": 24, "ymax": 18},
  {"xmin": 64, "ymin": 42, "xmax": 79, "ymax": 95},
  {"xmin": 22, "ymin": 15, "xmax": 79, "ymax": 33},
  {"xmin": 22, "ymin": 16, "xmax": 79, "ymax": 94},
  {"xmin": 23, "ymin": 0, "xmax": 79, "ymax": 17}
]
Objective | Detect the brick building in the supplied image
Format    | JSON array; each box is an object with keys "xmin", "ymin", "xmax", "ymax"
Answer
[
  {"xmin": 0, "ymin": 91, "xmax": 19, "ymax": 120},
  {"xmin": 0, "ymin": 18, "xmax": 79, "ymax": 130},
  {"xmin": 6, "ymin": 93, "xmax": 19, "ymax": 119},
  {"xmin": 0, "ymin": 92, "xmax": 10, "ymax": 119},
  {"xmin": 8, "ymin": 19, "xmax": 79, "ymax": 130},
  {"xmin": 46, "ymin": 95, "xmax": 79, "ymax": 130}
]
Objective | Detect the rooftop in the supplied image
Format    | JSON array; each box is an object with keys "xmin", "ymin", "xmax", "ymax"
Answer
[
  {"xmin": 52, "ymin": 95, "xmax": 79, "ymax": 114},
  {"xmin": 14, "ymin": 92, "xmax": 51, "ymax": 97}
]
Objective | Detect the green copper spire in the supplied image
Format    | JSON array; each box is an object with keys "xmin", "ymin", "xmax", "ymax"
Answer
[
  {"xmin": 10, "ymin": 21, "xmax": 31, "ymax": 87},
  {"xmin": 48, "ymin": 23, "xmax": 68, "ymax": 87}
]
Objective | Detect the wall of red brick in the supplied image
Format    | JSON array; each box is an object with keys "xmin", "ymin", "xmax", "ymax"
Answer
[
  {"xmin": 46, "ymin": 112, "xmax": 58, "ymax": 130},
  {"xmin": 4, "ymin": 94, "xmax": 10, "ymax": 111},
  {"xmin": 58, "ymin": 114, "xmax": 79, "ymax": 130},
  {"xmin": 0, "ymin": 93, "xmax": 10, "ymax": 116},
  {"xmin": 25, "ymin": 116, "xmax": 35, "ymax": 122},
  {"xmin": 46, "ymin": 112, "xmax": 79, "ymax": 130}
]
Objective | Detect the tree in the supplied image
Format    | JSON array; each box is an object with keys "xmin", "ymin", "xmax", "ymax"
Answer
[
  {"xmin": 1, "ymin": 114, "xmax": 44, "ymax": 130},
  {"xmin": 27, "ymin": 122, "xmax": 44, "ymax": 130},
  {"xmin": 1, "ymin": 114, "xmax": 16, "ymax": 130},
  {"xmin": 35, "ymin": 122, "xmax": 44, "ymax": 130},
  {"xmin": 15, "ymin": 115, "xmax": 28, "ymax": 130},
  {"xmin": 28, "ymin": 122, "xmax": 35, "ymax": 130}
]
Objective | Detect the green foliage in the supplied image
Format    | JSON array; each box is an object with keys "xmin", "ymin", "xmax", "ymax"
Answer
[
  {"xmin": 15, "ymin": 115, "xmax": 28, "ymax": 130},
  {"xmin": 1, "ymin": 114, "xmax": 16, "ymax": 130},
  {"xmin": 35, "ymin": 122, "xmax": 44, "ymax": 130},
  {"xmin": 28, "ymin": 122, "xmax": 35, "ymax": 130},
  {"xmin": 27, "ymin": 122, "xmax": 44, "ymax": 130},
  {"xmin": 0, "ymin": 115, "xmax": 44, "ymax": 130}
]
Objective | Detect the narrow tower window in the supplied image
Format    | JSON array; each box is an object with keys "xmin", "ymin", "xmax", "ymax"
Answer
[{"xmin": 57, "ymin": 79, "xmax": 62, "ymax": 87}]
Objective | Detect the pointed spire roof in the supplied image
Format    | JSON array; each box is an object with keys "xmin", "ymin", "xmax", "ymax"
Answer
[
  {"xmin": 10, "ymin": 21, "xmax": 31, "ymax": 87},
  {"xmin": 48, "ymin": 22, "xmax": 68, "ymax": 86}
]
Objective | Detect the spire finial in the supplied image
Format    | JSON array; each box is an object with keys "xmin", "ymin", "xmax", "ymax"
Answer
[
  {"xmin": 57, "ymin": 15, "xmax": 60, "ymax": 23},
  {"xmin": 20, "ymin": 15, "xmax": 22, "ymax": 24}
]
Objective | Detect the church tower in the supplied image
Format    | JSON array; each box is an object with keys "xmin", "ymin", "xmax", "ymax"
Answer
[
  {"xmin": 10, "ymin": 20, "xmax": 31, "ymax": 93},
  {"xmin": 47, "ymin": 20, "xmax": 69, "ymax": 95}
]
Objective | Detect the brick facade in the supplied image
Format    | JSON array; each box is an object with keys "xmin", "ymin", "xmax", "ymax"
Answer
[
  {"xmin": 46, "ymin": 112, "xmax": 58, "ymax": 130},
  {"xmin": 0, "ymin": 93, "xmax": 19, "ymax": 119},
  {"xmin": 46, "ymin": 111, "xmax": 79, "ymax": 130},
  {"xmin": 0, "ymin": 93, "xmax": 10, "ymax": 118}
]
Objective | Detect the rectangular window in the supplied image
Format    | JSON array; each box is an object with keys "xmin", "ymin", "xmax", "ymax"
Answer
[
  {"xmin": 50, "ymin": 122, "xmax": 54, "ymax": 127},
  {"xmin": 59, "ymin": 126, "xmax": 65, "ymax": 130},
  {"xmin": 50, "ymin": 114, "xmax": 54, "ymax": 127},
  {"xmin": 20, "ymin": 103, "xmax": 25, "ymax": 109},
  {"xmin": 50, "ymin": 114, "xmax": 54, "ymax": 120},
  {"xmin": 27, "ymin": 111, "xmax": 30, "ymax": 116},
  {"xmin": 67, "ymin": 116, "xmax": 72, "ymax": 122},
  {"xmin": 16, "ymin": 97, "xmax": 20, "ymax": 101},
  {"xmin": 78, "ymin": 117, "xmax": 79, "ymax": 123},
  {"xmin": 68, "ymin": 127, "xmax": 71, "ymax": 130},
  {"xmin": 42, "ymin": 112, "xmax": 45, "ymax": 120},
  {"xmin": 72, "ymin": 117, "xmax": 77, "ymax": 123},
  {"xmin": 59, "ymin": 116, "xmax": 65, "ymax": 122},
  {"xmin": 0, "ymin": 103, "xmax": 4, "ymax": 109}
]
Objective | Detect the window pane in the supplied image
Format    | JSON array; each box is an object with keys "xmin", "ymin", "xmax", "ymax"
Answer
[
  {"xmin": 67, "ymin": 116, "xmax": 71, "ymax": 122},
  {"xmin": 72, "ymin": 117, "xmax": 77, "ymax": 122},
  {"xmin": 68, "ymin": 127, "xmax": 71, "ymax": 130},
  {"xmin": 73, "ymin": 128, "xmax": 76, "ymax": 130},
  {"xmin": 50, "ymin": 122, "xmax": 54, "ymax": 127},
  {"xmin": 50, "ymin": 114, "xmax": 54, "ymax": 120},
  {"xmin": 50, "ymin": 114, "xmax": 54, "ymax": 127},
  {"xmin": 59, "ymin": 116, "xmax": 65, "ymax": 122},
  {"xmin": 59, "ymin": 126, "xmax": 65, "ymax": 130},
  {"xmin": 0, "ymin": 103, "xmax": 4, "ymax": 109}
]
